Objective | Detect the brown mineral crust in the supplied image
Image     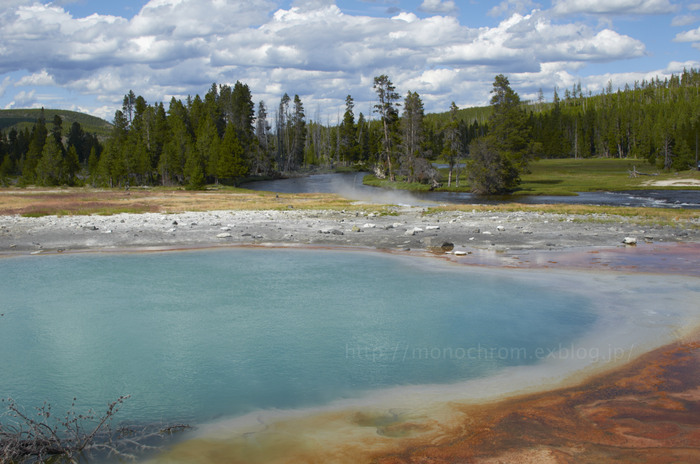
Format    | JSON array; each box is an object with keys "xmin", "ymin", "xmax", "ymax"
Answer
[{"xmin": 371, "ymin": 341, "xmax": 700, "ymax": 463}]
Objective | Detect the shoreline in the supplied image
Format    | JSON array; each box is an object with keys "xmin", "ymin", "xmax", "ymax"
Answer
[{"xmin": 1, "ymin": 207, "xmax": 699, "ymax": 273}]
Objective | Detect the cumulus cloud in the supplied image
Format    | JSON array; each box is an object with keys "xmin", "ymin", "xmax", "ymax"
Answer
[
  {"xmin": 674, "ymin": 26, "xmax": 700, "ymax": 41},
  {"xmin": 551, "ymin": 0, "xmax": 677, "ymax": 16},
  {"xmin": 0, "ymin": 0, "xmax": 672, "ymax": 118}
]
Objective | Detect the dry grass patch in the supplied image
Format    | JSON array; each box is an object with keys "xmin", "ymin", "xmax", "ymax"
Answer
[
  {"xmin": 0, "ymin": 188, "xmax": 359, "ymax": 216},
  {"xmin": 427, "ymin": 203, "xmax": 699, "ymax": 226}
]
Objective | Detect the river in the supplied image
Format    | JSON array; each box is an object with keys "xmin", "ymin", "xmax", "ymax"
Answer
[{"xmin": 245, "ymin": 172, "xmax": 700, "ymax": 208}]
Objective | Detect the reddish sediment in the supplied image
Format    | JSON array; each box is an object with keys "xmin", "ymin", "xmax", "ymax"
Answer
[{"xmin": 370, "ymin": 338, "xmax": 700, "ymax": 463}]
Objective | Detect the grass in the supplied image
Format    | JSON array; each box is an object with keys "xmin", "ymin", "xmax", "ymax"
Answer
[
  {"xmin": 425, "ymin": 203, "xmax": 699, "ymax": 227},
  {"xmin": 364, "ymin": 158, "xmax": 700, "ymax": 196}
]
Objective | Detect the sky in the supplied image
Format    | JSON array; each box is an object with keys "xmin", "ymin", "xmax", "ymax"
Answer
[{"xmin": 1, "ymin": 0, "xmax": 699, "ymax": 123}]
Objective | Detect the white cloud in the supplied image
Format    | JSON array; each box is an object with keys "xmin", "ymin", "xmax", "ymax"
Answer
[
  {"xmin": 16, "ymin": 69, "xmax": 55, "ymax": 86},
  {"xmin": 0, "ymin": 76, "xmax": 11, "ymax": 98},
  {"xmin": 675, "ymin": 25, "xmax": 700, "ymax": 41},
  {"xmin": 0, "ymin": 0, "xmax": 679, "ymax": 118},
  {"xmin": 551, "ymin": 0, "xmax": 677, "ymax": 16},
  {"xmin": 419, "ymin": 0, "xmax": 458, "ymax": 15},
  {"xmin": 5, "ymin": 89, "xmax": 37, "ymax": 108},
  {"xmin": 671, "ymin": 14, "xmax": 699, "ymax": 26},
  {"xmin": 489, "ymin": 1, "xmax": 540, "ymax": 17}
]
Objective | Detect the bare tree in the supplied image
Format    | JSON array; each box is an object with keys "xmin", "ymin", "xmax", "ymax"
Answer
[{"xmin": 0, "ymin": 396, "xmax": 190, "ymax": 463}]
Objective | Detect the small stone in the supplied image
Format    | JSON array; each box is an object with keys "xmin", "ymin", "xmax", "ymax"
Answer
[
  {"xmin": 441, "ymin": 242, "xmax": 454, "ymax": 252},
  {"xmin": 623, "ymin": 237, "xmax": 637, "ymax": 245},
  {"xmin": 454, "ymin": 251, "xmax": 468, "ymax": 256},
  {"xmin": 426, "ymin": 225, "xmax": 440, "ymax": 230},
  {"xmin": 217, "ymin": 233, "xmax": 232, "ymax": 238},
  {"xmin": 497, "ymin": 225, "xmax": 505, "ymax": 232}
]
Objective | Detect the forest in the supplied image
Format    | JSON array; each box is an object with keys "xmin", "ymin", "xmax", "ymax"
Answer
[{"xmin": 0, "ymin": 68, "xmax": 698, "ymax": 191}]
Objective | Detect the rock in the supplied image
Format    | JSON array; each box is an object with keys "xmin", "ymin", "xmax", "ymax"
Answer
[
  {"xmin": 352, "ymin": 226, "xmax": 362, "ymax": 232},
  {"xmin": 497, "ymin": 225, "xmax": 505, "ymax": 232},
  {"xmin": 363, "ymin": 223, "xmax": 376, "ymax": 229},
  {"xmin": 404, "ymin": 227, "xmax": 423, "ymax": 236},
  {"xmin": 441, "ymin": 242, "xmax": 454, "ymax": 251},
  {"xmin": 220, "ymin": 227, "xmax": 231, "ymax": 231},
  {"xmin": 216, "ymin": 233, "xmax": 232, "ymax": 238},
  {"xmin": 426, "ymin": 225, "xmax": 440, "ymax": 230},
  {"xmin": 454, "ymin": 251, "xmax": 468, "ymax": 256},
  {"xmin": 623, "ymin": 237, "xmax": 637, "ymax": 245},
  {"xmin": 320, "ymin": 228, "xmax": 344, "ymax": 235}
]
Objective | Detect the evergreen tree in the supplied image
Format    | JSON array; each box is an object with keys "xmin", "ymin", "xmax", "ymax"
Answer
[
  {"xmin": 400, "ymin": 91, "xmax": 426, "ymax": 183},
  {"xmin": 287, "ymin": 95, "xmax": 306, "ymax": 171},
  {"xmin": 442, "ymin": 102, "xmax": 462, "ymax": 187},
  {"xmin": 466, "ymin": 138, "xmax": 519, "ymax": 194},
  {"xmin": 356, "ymin": 112, "xmax": 370, "ymax": 163},
  {"xmin": 339, "ymin": 95, "xmax": 357, "ymax": 164},
  {"xmin": 487, "ymin": 74, "xmax": 533, "ymax": 171},
  {"xmin": 21, "ymin": 108, "xmax": 47, "ymax": 183},
  {"xmin": 230, "ymin": 81, "xmax": 255, "ymax": 149},
  {"xmin": 217, "ymin": 123, "xmax": 248, "ymax": 183},
  {"xmin": 254, "ymin": 100, "xmax": 272, "ymax": 175},
  {"xmin": 467, "ymin": 75, "xmax": 530, "ymax": 194},
  {"xmin": 35, "ymin": 138, "xmax": 66, "ymax": 186},
  {"xmin": 276, "ymin": 94, "xmax": 291, "ymax": 171},
  {"xmin": 373, "ymin": 75, "xmax": 401, "ymax": 180}
]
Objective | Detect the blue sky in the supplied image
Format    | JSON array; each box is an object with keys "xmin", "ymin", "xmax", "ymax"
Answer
[{"xmin": 1, "ymin": 0, "xmax": 699, "ymax": 122}]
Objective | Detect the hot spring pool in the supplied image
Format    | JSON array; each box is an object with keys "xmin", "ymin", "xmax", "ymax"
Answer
[{"xmin": 0, "ymin": 248, "xmax": 697, "ymax": 431}]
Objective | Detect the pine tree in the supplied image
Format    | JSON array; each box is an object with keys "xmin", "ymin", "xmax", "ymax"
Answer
[
  {"xmin": 35, "ymin": 138, "xmax": 66, "ymax": 186},
  {"xmin": 254, "ymin": 101, "xmax": 272, "ymax": 175},
  {"xmin": 442, "ymin": 102, "xmax": 462, "ymax": 187},
  {"xmin": 487, "ymin": 74, "xmax": 533, "ymax": 171},
  {"xmin": 400, "ymin": 91, "xmax": 425, "ymax": 183},
  {"xmin": 467, "ymin": 75, "xmax": 530, "ymax": 194},
  {"xmin": 373, "ymin": 75, "xmax": 401, "ymax": 180},
  {"xmin": 339, "ymin": 95, "xmax": 357, "ymax": 164},
  {"xmin": 217, "ymin": 123, "xmax": 248, "ymax": 183},
  {"xmin": 21, "ymin": 109, "xmax": 47, "ymax": 183},
  {"xmin": 287, "ymin": 95, "xmax": 306, "ymax": 171}
]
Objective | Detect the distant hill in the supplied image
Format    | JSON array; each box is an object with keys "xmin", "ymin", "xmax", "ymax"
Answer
[
  {"xmin": 0, "ymin": 108, "xmax": 113, "ymax": 139},
  {"xmin": 425, "ymin": 105, "xmax": 492, "ymax": 127}
]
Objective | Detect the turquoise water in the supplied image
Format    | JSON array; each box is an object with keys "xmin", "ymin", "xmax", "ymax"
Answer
[{"xmin": 0, "ymin": 248, "xmax": 595, "ymax": 425}]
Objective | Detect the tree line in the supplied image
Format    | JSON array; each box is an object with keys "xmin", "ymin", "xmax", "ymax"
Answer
[{"xmin": 1, "ymin": 68, "xmax": 698, "ymax": 191}]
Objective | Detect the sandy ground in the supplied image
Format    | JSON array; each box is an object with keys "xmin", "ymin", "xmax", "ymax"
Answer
[
  {"xmin": 644, "ymin": 178, "xmax": 700, "ymax": 187},
  {"xmin": 1, "ymin": 207, "xmax": 698, "ymax": 258}
]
